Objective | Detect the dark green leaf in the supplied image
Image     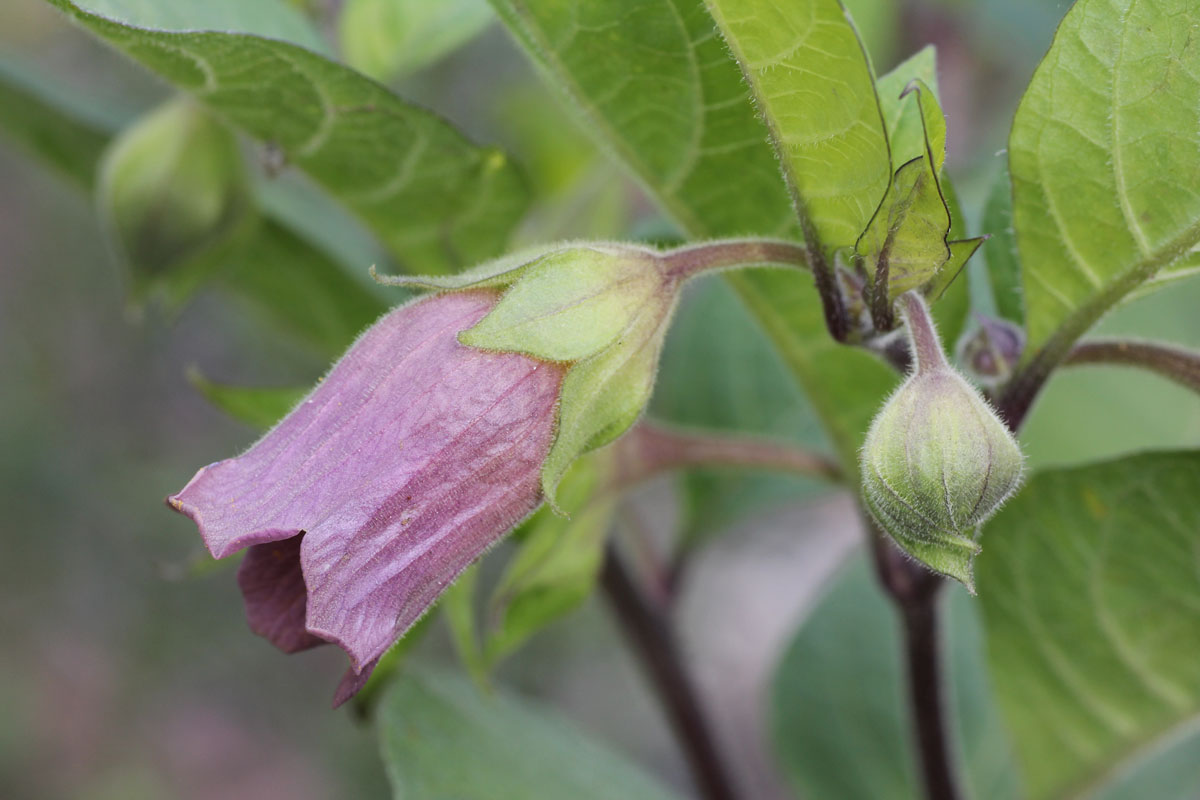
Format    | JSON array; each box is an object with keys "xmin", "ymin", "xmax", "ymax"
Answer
[
  {"xmin": 1010, "ymin": 0, "xmax": 1200, "ymax": 361},
  {"xmin": 771, "ymin": 555, "xmax": 1020, "ymax": 800},
  {"xmin": 977, "ymin": 451, "xmax": 1200, "ymax": 799},
  {"xmin": 377, "ymin": 670, "xmax": 683, "ymax": 800},
  {"xmin": 706, "ymin": 0, "xmax": 892, "ymax": 250},
  {"xmin": 49, "ymin": 0, "xmax": 530, "ymax": 273}
]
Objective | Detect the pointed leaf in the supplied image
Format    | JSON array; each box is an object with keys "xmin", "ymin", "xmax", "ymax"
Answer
[
  {"xmin": 47, "ymin": 0, "xmax": 529, "ymax": 273},
  {"xmin": 339, "ymin": 0, "xmax": 494, "ymax": 82},
  {"xmin": 706, "ymin": 0, "xmax": 892, "ymax": 250},
  {"xmin": 982, "ymin": 167, "xmax": 1025, "ymax": 324},
  {"xmin": 978, "ymin": 451, "xmax": 1200, "ymax": 799},
  {"xmin": 1011, "ymin": 0, "xmax": 1200, "ymax": 362}
]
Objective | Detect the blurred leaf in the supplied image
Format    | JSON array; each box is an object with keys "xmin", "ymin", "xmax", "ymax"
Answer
[
  {"xmin": 651, "ymin": 279, "xmax": 828, "ymax": 542},
  {"xmin": 770, "ymin": 556, "xmax": 1020, "ymax": 800},
  {"xmin": 187, "ymin": 371, "xmax": 306, "ymax": 429},
  {"xmin": 98, "ymin": 98, "xmax": 255, "ymax": 308},
  {"xmin": 484, "ymin": 452, "xmax": 616, "ymax": 666},
  {"xmin": 1010, "ymin": 0, "xmax": 1200, "ymax": 361},
  {"xmin": 0, "ymin": 55, "xmax": 115, "ymax": 189},
  {"xmin": 842, "ymin": 0, "xmax": 899, "ymax": 70},
  {"xmin": 73, "ymin": 0, "xmax": 330, "ymax": 53},
  {"xmin": 49, "ymin": 0, "xmax": 530, "ymax": 274},
  {"xmin": 489, "ymin": 0, "xmax": 897, "ymax": 475},
  {"xmin": 442, "ymin": 565, "xmax": 489, "ymax": 690},
  {"xmin": 218, "ymin": 220, "xmax": 387, "ymax": 357},
  {"xmin": 977, "ymin": 451, "xmax": 1200, "ymax": 799},
  {"xmin": 339, "ymin": 0, "xmax": 493, "ymax": 82},
  {"xmin": 706, "ymin": 0, "xmax": 891, "ymax": 251},
  {"xmin": 377, "ymin": 670, "xmax": 683, "ymax": 800},
  {"xmin": 982, "ymin": 166, "xmax": 1024, "ymax": 324}
]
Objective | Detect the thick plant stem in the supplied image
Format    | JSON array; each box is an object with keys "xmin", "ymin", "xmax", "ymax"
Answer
[
  {"xmin": 902, "ymin": 592, "xmax": 962, "ymax": 800},
  {"xmin": 867, "ymin": 526, "xmax": 964, "ymax": 800},
  {"xmin": 600, "ymin": 543, "xmax": 740, "ymax": 800}
]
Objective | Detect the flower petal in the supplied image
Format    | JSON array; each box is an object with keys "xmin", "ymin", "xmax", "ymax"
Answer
[
  {"xmin": 169, "ymin": 290, "xmax": 564, "ymax": 688},
  {"xmin": 237, "ymin": 536, "xmax": 324, "ymax": 654}
]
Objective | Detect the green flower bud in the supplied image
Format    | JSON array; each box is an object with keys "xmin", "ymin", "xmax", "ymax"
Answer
[
  {"xmin": 861, "ymin": 293, "xmax": 1023, "ymax": 591},
  {"xmin": 98, "ymin": 97, "xmax": 254, "ymax": 308}
]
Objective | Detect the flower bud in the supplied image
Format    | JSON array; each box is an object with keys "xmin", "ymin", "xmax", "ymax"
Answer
[
  {"xmin": 861, "ymin": 293, "xmax": 1023, "ymax": 590},
  {"xmin": 957, "ymin": 315, "xmax": 1025, "ymax": 386},
  {"xmin": 98, "ymin": 97, "xmax": 253, "ymax": 307}
]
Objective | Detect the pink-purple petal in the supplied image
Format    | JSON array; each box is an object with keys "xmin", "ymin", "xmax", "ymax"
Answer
[{"xmin": 168, "ymin": 290, "xmax": 563, "ymax": 699}]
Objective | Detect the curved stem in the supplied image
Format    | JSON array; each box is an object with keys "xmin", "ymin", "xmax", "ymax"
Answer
[
  {"xmin": 610, "ymin": 422, "xmax": 843, "ymax": 492},
  {"xmin": 661, "ymin": 238, "xmax": 808, "ymax": 281},
  {"xmin": 600, "ymin": 543, "xmax": 740, "ymax": 800},
  {"xmin": 1064, "ymin": 338, "xmax": 1200, "ymax": 394}
]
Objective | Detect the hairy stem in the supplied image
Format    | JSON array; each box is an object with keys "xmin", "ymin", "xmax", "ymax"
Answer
[
  {"xmin": 600, "ymin": 543, "xmax": 740, "ymax": 800},
  {"xmin": 661, "ymin": 237, "xmax": 808, "ymax": 281},
  {"xmin": 610, "ymin": 422, "xmax": 843, "ymax": 491},
  {"xmin": 1064, "ymin": 338, "xmax": 1200, "ymax": 394}
]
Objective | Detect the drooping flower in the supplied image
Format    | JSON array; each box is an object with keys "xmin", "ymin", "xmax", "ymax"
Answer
[{"xmin": 168, "ymin": 290, "xmax": 564, "ymax": 704}]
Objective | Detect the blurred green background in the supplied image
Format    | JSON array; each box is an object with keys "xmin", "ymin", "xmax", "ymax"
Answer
[{"xmin": 3, "ymin": 0, "xmax": 1199, "ymax": 798}]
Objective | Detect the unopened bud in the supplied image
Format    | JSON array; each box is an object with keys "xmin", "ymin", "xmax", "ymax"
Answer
[
  {"xmin": 861, "ymin": 293, "xmax": 1023, "ymax": 590},
  {"xmin": 957, "ymin": 315, "xmax": 1024, "ymax": 385}
]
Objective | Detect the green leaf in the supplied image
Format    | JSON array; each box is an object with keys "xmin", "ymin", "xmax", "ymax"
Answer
[
  {"xmin": 876, "ymin": 46, "xmax": 941, "ymax": 171},
  {"xmin": 1010, "ymin": 0, "xmax": 1200, "ymax": 362},
  {"xmin": 377, "ymin": 670, "xmax": 683, "ymax": 800},
  {"xmin": 339, "ymin": 0, "xmax": 494, "ymax": 82},
  {"xmin": 857, "ymin": 82, "xmax": 951, "ymax": 307},
  {"xmin": 487, "ymin": 0, "xmax": 796, "ymax": 239},
  {"xmin": 187, "ymin": 371, "xmax": 307, "ymax": 429},
  {"xmin": 977, "ymin": 451, "xmax": 1200, "ymax": 799},
  {"xmin": 48, "ymin": 0, "xmax": 530, "ymax": 273},
  {"xmin": 982, "ymin": 167, "xmax": 1024, "ymax": 324},
  {"xmin": 484, "ymin": 453, "xmax": 616, "ymax": 666},
  {"xmin": 0, "ymin": 51, "xmax": 387, "ymax": 356},
  {"xmin": 442, "ymin": 565, "xmax": 490, "ymax": 691},
  {"xmin": 98, "ymin": 98, "xmax": 256, "ymax": 308},
  {"xmin": 0, "ymin": 55, "xmax": 115, "ymax": 190},
  {"xmin": 489, "ymin": 0, "xmax": 898, "ymax": 475},
  {"xmin": 218, "ymin": 220, "xmax": 387, "ymax": 357},
  {"xmin": 770, "ymin": 556, "xmax": 1020, "ymax": 800},
  {"xmin": 706, "ymin": 0, "xmax": 892, "ymax": 251}
]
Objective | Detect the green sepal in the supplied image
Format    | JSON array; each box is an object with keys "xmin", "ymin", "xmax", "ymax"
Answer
[
  {"xmin": 460, "ymin": 247, "xmax": 663, "ymax": 362},
  {"xmin": 876, "ymin": 46, "xmax": 942, "ymax": 171},
  {"xmin": 863, "ymin": 490, "xmax": 980, "ymax": 592}
]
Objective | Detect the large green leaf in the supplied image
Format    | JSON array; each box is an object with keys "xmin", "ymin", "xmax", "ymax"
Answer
[
  {"xmin": 705, "ymin": 0, "xmax": 892, "ymax": 251},
  {"xmin": 377, "ymin": 670, "xmax": 683, "ymax": 800},
  {"xmin": 488, "ymin": 0, "xmax": 796, "ymax": 238},
  {"xmin": 1010, "ymin": 0, "xmax": 1200, "ymax": 364},
  {"xmin": 977, "ymin": 451, "xmax": 1200, "ymax": 799},
  {"xmin": 48, "ymin": 0, "xmax": 529, "ymax": 274},
  {"xmin": 489, "ymin": 0, "xmax": 897, "ymax": 474},
  {"xmin": 771, "ymin": 556, "xmax": 1020, "ymax": 800}
]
